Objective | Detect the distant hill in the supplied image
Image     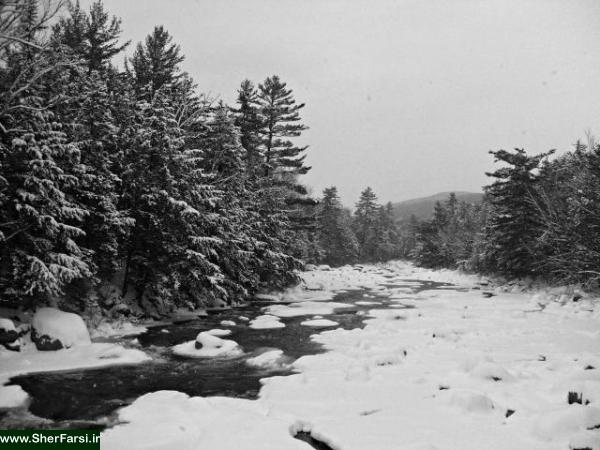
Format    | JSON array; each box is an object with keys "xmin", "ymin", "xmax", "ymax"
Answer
[{"xmin": 392, "ymin": 191, "xmax": 484, "ymax": 222}]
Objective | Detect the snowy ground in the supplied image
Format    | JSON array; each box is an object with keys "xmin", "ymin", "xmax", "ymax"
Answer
[{"xmin": 101, "ymin": 261, "xmax": 600, "ymax": 450}]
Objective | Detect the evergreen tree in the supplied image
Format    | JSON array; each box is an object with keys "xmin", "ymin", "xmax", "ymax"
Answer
[
  {"xmin": 130, "ymin": 26, "xmax": 184, "ymax": 97},
  {"xmin": 353, "ymin": 187, "xmax": 380, "ymax": 261},
  {"xmin": 483, "ymin": 148, "xmax": 553, "ymax": 276},
  {"xmin": 53, "ymin": 0, "xmax": 129, "ymax": 73},
  {"xmin": 232, "ymin": 79, "xmax": 263, "ymax": 175},
  {"xmin": 258, "ymin": 75, "xmax": 308, "ymax": 177},
  {"xmin": 0, "ymin": 45, "xmax": 91, "ymax": 304},
  {"xmin": 316, "ymin": 186, "xmax": 358, "ymax": 265}
]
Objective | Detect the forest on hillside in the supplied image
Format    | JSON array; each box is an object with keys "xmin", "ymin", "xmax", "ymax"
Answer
[{"xmin": 2, "ymin": 0, "xmax": 600, "ymax": 320}]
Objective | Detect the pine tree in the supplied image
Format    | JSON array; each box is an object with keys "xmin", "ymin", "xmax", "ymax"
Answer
[
  {"xmin": 316, "ymin": 186, "xmax": 358, "ymax": 265},
  {"xmin": 258, "ymin": 75, "xmax": 308, "ymax": 177},
  {"xmin": 483, "ymin": 148, "xmax": 553, "ymax": 276},
  {"xmin": 0, "ymin": 48, "xmax": 91, "ymax": 303},
  {"xmin": 353, "ymin": 187, "xmax": 380, "ymax": 261},
  {"xmin": 53, "ymin": 0, "xmax": 129, "ymax": 73},
  {"xmin": 232, "ymin": 79, "xmax": 263, "ymax": 175},
  {"xmin": 129, "ymin": 26, "xmax": 184, "ymax": 97}
]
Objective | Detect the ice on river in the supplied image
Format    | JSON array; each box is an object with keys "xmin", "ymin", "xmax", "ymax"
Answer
[{"xmin": 102, "ymin": 261, "xmax": 600, "ymax": 450}]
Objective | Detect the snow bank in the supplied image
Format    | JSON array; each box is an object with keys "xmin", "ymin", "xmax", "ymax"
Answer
[
  {"xmin": 102, "ymin": 391, "xmax": 308, "ymax": 450},
  {"xmin": 31, "ymin": 307, "xmax": 90, "ymax": 350},
  {"xmin": 249, "ymin": 315, "xmax": 285, "ymax": 329},
  {"xmin": 172, "ymin": 332, "xmax": 242, "ymax": 358}
]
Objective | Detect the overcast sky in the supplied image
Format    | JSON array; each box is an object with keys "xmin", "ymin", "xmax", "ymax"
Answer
[{"xmin": 82, "ymin": 0, "xmax": 600, "ymax": 206}]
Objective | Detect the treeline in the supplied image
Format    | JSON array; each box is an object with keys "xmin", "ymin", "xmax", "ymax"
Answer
[
  {"xmin": 403, "ymin": 141, "xmax": 600, "ymax": 287},
  {"xmin": 0, "ymin": 1, "xmax": 316, "ymax": 313},
  {"xmin": 313, "ymin": 186, "xmax": 401, "ymax": 266}
]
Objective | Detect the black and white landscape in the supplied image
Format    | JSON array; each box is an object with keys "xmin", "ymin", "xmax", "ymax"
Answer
[{"xmin": 1, "ymin": 1, "xmax": 600, "ymax": 449}]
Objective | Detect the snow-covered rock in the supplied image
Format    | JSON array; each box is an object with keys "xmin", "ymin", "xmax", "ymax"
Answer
[
  {"xmin": 220, "ymin": 320, "xmax": 236, "ymax": 327},
  {"xmin": 172, "ymin": 332, "xmax": 242, "ymax": 358},
  {"xmin": 31, "ymin": 308, "xmax": 91, "ymax": 351},
  {"xmin": 0, "ymin": 318, "xmax": 19, "ymax": 350}
]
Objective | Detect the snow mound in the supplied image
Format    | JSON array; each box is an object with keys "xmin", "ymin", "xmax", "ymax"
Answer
[
  {"xmin": 532, "ymin": 405, "xmax": 600, "ymax": 441},
  {"xmin": 172, "ymin": 332, "xmax": 242, "ymax": 358},
  {"xmin": 249, "ymin": 315, "xmax": 285, "ymax": 329},
  {"xmin": 446, "ymin": 389, "xmax": 496, "ymax": 414},
  {"xmin": 300, "ymin": 319, "xmax": 339, "ymax": 328},
  {"xmin": 31, "ymin": 307, "xmax": 90, "ymax": 350}
]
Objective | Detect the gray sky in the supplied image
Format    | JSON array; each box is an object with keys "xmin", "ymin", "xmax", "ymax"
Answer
[{"xmin": 83, "ymin": 0, "xmax": 600, "ymax": 206}]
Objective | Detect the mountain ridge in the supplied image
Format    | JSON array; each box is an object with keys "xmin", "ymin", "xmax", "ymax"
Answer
[{"xmin": 392, "ymin": 191, "xmax": 484, "ymax": 221}]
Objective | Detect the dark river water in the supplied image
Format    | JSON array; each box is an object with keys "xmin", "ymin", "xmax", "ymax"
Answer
[{"xmin": 0, "ymin": 279, "xmax": 456, "ymax": 430}]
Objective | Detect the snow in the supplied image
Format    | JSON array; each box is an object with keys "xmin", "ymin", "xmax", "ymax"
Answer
[
  {"xmin": 246, "ymin": 349, "xmax": 287, "ymax": 368},
  {"xmin": 206, "ymin": 328, "xmax": 232, "ymax": 337},
  {"xmin": 0, "ymin": 385, "xmax": 28, "ymax": 408},
  {"xmin": 172, "ymin": 332, "xmax": 242, "ymax": 358},
  {"xmin": 31, "ymin": 307, "xmax": 90, "ymax": 348},
  {"xmin": 94, "ymin": 262, "xmax": 600, "ymax": 449},
  {"xmin": 102, "ymin": 391, "xmax": 309, "ymax": 450},
  {"xmin": 300, "ymin": 319, "xmax": 339, "ymax": 328},
  {"xmin": 220, "ymin": 320, "xmax": 236, "ymax": 327},
  {"xmin": 249, "ymin": 315, "xmax": 285, "ymax": 329},
  {"xmin": 264, "ymin": 301, "xmax": 350, "ymax": 318}
]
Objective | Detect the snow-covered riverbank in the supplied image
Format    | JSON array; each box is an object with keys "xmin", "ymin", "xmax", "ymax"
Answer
[{"xmin": 100, "ymin": 262, "xmax": 600, "ymax": 450}]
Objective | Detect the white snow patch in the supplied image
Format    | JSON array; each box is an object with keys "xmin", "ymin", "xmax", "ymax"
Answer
[
  {"xmin": 300, "ymin": 319, "xmax": 339, "ymax": 328},
  {"xmin": 249, "ymin": 315, "xmax": 285, "ymax": 329},
  {"xmin": 206, "ymin": 329, "xmax": 232, "ymax": 337},
  {"xmin": 246, "ymin": 349, "xmax": 287, "ymax": 368}
]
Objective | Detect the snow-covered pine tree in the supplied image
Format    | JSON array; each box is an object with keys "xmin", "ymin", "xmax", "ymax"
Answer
[
  {"xmin": 483, "ymin": 148, "xmax": 553, "ymax": 277},
  {"xmin": 353, "ymin": 187, "xmax": 380, "ymax": 261},
  {"xmin": 0, "ymin": 42, "xmax": 91, "ymax": 305},
  {"xmin": 129, "ymin": 26, "xmax": 185, "ymax": 98},
  {"xmin": 316, "ymin": 186, "xmax": 358, "ymax": 265},
  {"xmin": 232, "ymin": 79, "xmax": 264, "ymax": 176},
  {"xmin": 52, "ymin": 2, "xmax": 132, "ymax": 277}
]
